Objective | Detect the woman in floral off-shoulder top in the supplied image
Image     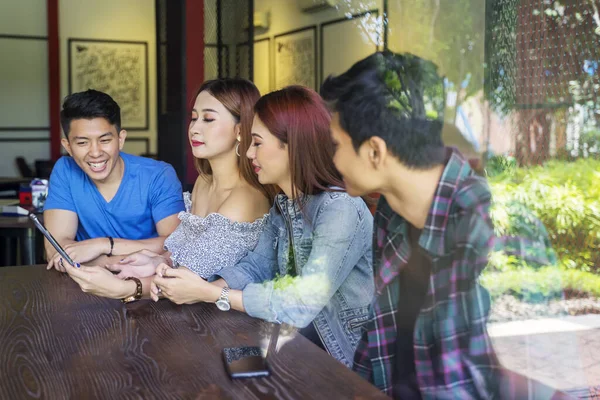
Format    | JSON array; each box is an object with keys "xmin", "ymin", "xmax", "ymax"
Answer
[{"xmin": 106, "ymin": 78, "xmax": 276, "ymax": 282}]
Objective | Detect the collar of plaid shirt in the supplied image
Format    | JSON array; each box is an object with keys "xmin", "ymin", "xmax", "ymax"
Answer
[{"xmin": 353, "ymin": 148, "xmax": 501, "ymax": 399}]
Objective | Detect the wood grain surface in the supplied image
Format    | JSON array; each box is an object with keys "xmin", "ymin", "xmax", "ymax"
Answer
[{"xmin": 0, "ymin": 265, "xmax": 386, "ymax": 400}]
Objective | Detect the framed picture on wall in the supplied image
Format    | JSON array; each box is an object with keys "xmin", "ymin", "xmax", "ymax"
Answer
[
  {"xmin": 68, "ymin": 39, "xmax": 149, "ymax": 130},
  {"xmin": 320, "ymin": 10, "xmax": 381, "ymax": 85},
  {"xmin": 274, "ymin": 26, "xmax": 317, "ymax": 90}
]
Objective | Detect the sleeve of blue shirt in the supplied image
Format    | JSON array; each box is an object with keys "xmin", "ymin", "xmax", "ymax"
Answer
[
  {"xmin": 44, "ymin": 157, "xmax": 76, "ymax": 212},
  {"xmin": 149, "ymin": 164, "xmax": 185, "ymax": 224}
]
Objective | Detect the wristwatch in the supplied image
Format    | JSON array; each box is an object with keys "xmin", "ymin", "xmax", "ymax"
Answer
[
  {"xmin": 121, "ymin": 277, "xmax": 143, "ymax": 303},
  {"xmin": 215, "ymin": 286, "xmax": 231, "ymax": 311}
]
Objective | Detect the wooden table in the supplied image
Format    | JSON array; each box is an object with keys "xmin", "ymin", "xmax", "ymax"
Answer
[{"xmin": 0, "ymin": 265, "xmax": 387, "ymax": 399}]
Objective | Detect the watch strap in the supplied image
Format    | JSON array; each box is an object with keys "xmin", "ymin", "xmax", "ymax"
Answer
[
  {"xmin": 219, "ymin": 286, "xmax": 230, "ymax": 302},
  {"xmin": 121, "ymin": 277, "xmax": 142, "ymax": 303}
]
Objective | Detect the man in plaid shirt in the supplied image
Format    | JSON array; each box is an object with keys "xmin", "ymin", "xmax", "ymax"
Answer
[{"xmin": 321, "ymin": 52, "xmax": 501, "ymax": 399}]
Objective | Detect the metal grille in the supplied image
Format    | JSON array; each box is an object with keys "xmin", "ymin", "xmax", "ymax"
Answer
[
  {"xmin": 204, "ymin": 0, "xmax": 252, "ymax": 80},
  {"xmin": 485, "ymin": 0, "xmax": 518, "ymax": 118},
  {"xmin": 204, "ymin": 0, "xmax": 218, "ymax": 44},
  {"xmin": 483, "ymin": 0, "xmax": 600, "ymax": 311},
  {"xmin": 487, "ymin": 0, "xmax": 599, "ymax": 164}
]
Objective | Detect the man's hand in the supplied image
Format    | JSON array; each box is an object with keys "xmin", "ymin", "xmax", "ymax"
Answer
[
  {"xmin": 106, "ymin": 249, "xmax": 168, "ymax": 279},
  {"xmin": 47, "ymin": 238, "xmax": 111, "ymax": 271}
]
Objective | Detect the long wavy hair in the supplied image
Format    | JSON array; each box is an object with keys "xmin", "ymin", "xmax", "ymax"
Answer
[{"xmin": 192, "ymin": 78, "xmax": 275, "ymax": 201}]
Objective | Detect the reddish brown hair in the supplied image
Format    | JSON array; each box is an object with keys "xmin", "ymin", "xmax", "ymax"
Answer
[
  {"xmin": 254, "ymin": 85, "xmax": 344, "ymax": 201},
  {"xmin": 192, "ymin": 78, "xmax": 275, "ymax": 201}
]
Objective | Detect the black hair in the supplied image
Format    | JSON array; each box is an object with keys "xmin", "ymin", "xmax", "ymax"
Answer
[
  {"xmin": 321, "ymin": 51, "xmax": 446, "ymax": 168},
  {"xmin": 60, "ymin": 89, "xmax": 121, "ymax": 137}
]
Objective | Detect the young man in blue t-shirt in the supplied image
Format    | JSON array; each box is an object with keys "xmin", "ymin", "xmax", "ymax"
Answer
[{"xmin": 44, "ymin": 90, "xmax": 185, "ymax": 295}]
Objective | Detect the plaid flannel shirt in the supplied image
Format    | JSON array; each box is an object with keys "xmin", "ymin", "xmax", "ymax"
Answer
[{"xmin": 353, "ymin": 149, "xmax": 501, "ymax": 399}]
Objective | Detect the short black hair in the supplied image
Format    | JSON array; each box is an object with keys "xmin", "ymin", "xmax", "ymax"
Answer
[
  {"xmin": 321, "ymin": 51, "xmax": 446, "ymax": 168},
  {"xmin": 60, "ymin": 89, "xmax": 121, "ymax": 137}
]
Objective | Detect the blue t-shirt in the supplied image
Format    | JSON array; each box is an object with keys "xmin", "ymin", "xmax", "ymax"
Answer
[{"xmin": 44, "ymin": 152, "xmax": 185, "ymax": 241}]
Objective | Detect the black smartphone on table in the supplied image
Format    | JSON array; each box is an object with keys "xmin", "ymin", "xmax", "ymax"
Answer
[
  {"xmin": 222, "ymin": 324, "xmax": 279, "ymax": 379},
  {"xmin": 222, "ymin": 346, "xmax": 270, "ymax": 379}
]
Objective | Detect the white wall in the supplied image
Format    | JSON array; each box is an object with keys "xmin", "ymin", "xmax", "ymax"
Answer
[
  {"xmin": 0, "ymin": 0, "xmax": 47, "ymax": 37},
  {"xmin": 0, "ymin": 0, "xmax": 49, "ymax": 177},
  {"xmin": 254, "ymin": 0, "xmax": 381, "ymax": 41},
  {"xmin": 252, "ymin": 0, "xmax": 383, "ymax": 94},
  {"xmin": 0, "ymin": 0, "xmax": 157, "ymax": 178},
  {"xmin": 249, "ymin": 0, "xmax": 498, "ymax": 154},
  {"xmin": 59, "ymin": 0, "xmax": 157, "ymax": 154}
]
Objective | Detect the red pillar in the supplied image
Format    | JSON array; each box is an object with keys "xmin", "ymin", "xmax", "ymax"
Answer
[
  {"xmin": 47, "ymin": 0, "xmax": 61, "ymax": 161},
  {"xmin": 185, "ymin": 0, "xmax": 204, "ymax": 185}
]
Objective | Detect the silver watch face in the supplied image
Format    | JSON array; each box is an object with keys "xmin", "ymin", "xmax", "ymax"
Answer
[{"xmin": 215, "ymin": 299, "xmax": 231, "ymax": 311}]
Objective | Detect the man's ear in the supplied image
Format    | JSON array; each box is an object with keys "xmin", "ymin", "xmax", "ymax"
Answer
[
  {"xmin": 61, "ymin": 137, "xmax": 72, "ymax": 156},
  {"xmin": 118, "ymin": 129, "xmax": 128, "ymax": 150},
  {"xmin": 362, "ymin": 136, "xmax": 388, "ymax": 170}
]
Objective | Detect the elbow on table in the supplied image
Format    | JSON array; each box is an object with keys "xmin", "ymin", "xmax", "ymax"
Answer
[{"xmin": 276, "ymin": 302, "xmax": 324, "ymax": 329}]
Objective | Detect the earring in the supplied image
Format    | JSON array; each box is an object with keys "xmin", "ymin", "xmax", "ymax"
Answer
[{"xmin": 235, "ymin": 135, "xmax": 241, "ymax": 157}]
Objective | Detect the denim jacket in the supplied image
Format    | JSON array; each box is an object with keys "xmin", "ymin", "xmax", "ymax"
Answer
[{"xmin": 215, "ymin": 190, "xmax": 374, "ymax": 366}]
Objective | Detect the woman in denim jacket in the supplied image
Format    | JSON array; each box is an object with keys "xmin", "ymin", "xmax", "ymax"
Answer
[{"xmin": 151, "ymin": 86, "xmax": 374, "ymax": 367}]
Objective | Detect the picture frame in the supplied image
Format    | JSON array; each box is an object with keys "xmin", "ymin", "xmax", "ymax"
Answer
[
  {"xmin": 274, "ymin": 26, "xmax": 317, "ymax": 90},
  {"xmin": 68, "ymin": 38, "xmax": 149, "ymax": 130}
]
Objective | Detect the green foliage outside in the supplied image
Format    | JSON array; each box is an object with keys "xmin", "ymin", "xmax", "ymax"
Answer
[
  {"xmin": 483, "ymin": 157, "xmax": 600, "ymax": 301},
  {"xmin": 481, "ymin": 266, "xmax": 600, "ymax": 303}
]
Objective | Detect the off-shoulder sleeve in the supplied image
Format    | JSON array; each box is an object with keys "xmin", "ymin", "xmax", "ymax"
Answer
[{"xmin": 164, "ymin": 210, "xmax": 269, "ymax": 279}]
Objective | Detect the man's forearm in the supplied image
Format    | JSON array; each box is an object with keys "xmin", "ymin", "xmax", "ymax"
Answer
[
  {"xmin": 48, "ymin": 237, "xmax": 169, "ymax": 264},
  {"xmin": 89, "ymin": 245, "xmax": 170, "ymax": 266},
  {"xmin": 89, "ymin": 254, "xmax": 125, "ymax": 266},
  {"xmin": 112, "ymin": 237, "xmax": 167, "ymax": 256},
  {"xmin": 44, "ymin": 239, "xmax": 76, "ymax": 262}
]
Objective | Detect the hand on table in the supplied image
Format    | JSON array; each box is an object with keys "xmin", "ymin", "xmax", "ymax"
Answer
[{"xmin": 150, "ymin": 263, "xmax": 220, "ymax": 305}]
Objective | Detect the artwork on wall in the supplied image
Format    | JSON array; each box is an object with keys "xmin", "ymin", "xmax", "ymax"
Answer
[
  {"xmin": 274, "ymin": 26, "xmax": 317, "ymax": 90},
  {"xmin": 68, "ymin": 39, "xmax": 149, "ymax": 130},
  {"xmin": 320, "ymin": 10, "xmax": 381, "ymax": 85}
]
